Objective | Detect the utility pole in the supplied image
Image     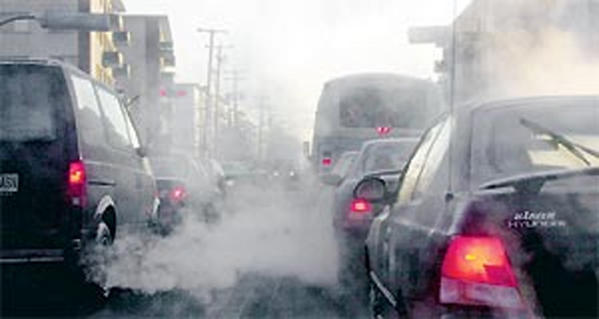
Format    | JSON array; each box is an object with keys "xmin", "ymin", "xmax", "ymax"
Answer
[
  {"xmin": 257, "ymin": 96, "xmax": 270, "ymax": 163},
  {"xmin": 197, "ymin": 27, "xmax": 226, "ymax": 157},
  {"xmin": 225, "ymin": 69, "xmax": 245, "ymax": 128},
  {"xmin": 211, "ymin": 44, "xmax": 233, "ymax": 157}
]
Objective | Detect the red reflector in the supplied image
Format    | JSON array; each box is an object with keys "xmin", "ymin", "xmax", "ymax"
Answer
[
  {"xmin": 322, "ymin": 157, "xmax": 332, "ymax": 166},
  {"xmin": 170, "ymin": 186, "xmax": 186, "ymax": 202},
  {"xmin": 442, "ymin": 236, "xmax": 516, "ymax": 287},
  {"xmin": 68, "ymin": 161, "xmax": 87, "ymax": 206},
  {"xmin": 376, "ymin": 126, "xmax": 392, "ymax": 136},
  {"xmin": 350, "ymin": 198, "xmax": 371, "ymax": 213}
]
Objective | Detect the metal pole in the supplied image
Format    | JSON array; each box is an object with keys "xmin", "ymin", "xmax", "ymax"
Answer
[
  {"xmin": 205, "ymin": 32, "xmax": 215, "ymax": 156},
  {"xmin": 197, "ymin": 27, "xmax": 227, "ymax": 157},
  {"xmin": 213, "ymin": 45, "xmax": 224, "ymax": 157}
]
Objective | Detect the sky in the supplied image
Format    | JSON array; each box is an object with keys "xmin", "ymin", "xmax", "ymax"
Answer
[{"xmin": 124, "ymin": 0, "xmax": 471, "ymax": 139}]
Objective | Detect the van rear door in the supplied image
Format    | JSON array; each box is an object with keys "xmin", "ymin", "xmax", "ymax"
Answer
[{"xmin": 0, "ymin": 64, "xmax": 74, "ymax": 251}]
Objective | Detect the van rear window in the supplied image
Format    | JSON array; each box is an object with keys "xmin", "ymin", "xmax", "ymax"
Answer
[
  {"xmin": 0, "ymin": 65, "xmax": 65, "ymax": 142},
  {"xmin": 338, "ymin": 85, "xmax": 436, "ymax": 129}
]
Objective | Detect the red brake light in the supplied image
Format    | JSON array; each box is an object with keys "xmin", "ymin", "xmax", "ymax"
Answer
[
  {"xmin": 440, "ymin": 236, "xmax": 523, "ymax": 309},
  {"xmin": 442, "ymin": 236, "xmax": 516, "ymax": 287},
  {"xmin": 169, "ymin": 186, "xmax": 186, "ymax": 202},
  {"xmin": 322, "ymin": 157, "xmax": 332, "ymax": 166},
  {"xmin": 67, "ymin": 160, "xmax": 87, "ymax": 206},
  {"xmin": 350, "ymin": 198, "xmax": 371, "ymax": 213},
  {"xmin": 376, "ymin": 126, "xmax": 392, "ymax": 136}
]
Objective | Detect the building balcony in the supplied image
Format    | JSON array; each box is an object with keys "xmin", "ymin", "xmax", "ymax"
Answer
[
  {"xmin": 112, "ymin": 63, "xmax": 130, "ymax": 78},
  {"xmin": 102, "ymin": 51, "xmax": 123, "ymax": 67},
  {"xmin": 112, "ymin": 31, "xmax": 131, "ymax": 47},
  {"xmin": 160, "ymin": 41, "xmax": 173, "ymax": 51},
  {"xmin": 161, "ymin": 54, "xmax": 176, "ymax": 67}
]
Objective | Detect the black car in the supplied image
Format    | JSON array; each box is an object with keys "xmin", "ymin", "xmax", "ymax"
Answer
[
  {"xmin": 324, "ymin": 138, "xmax": 418, "ymax": 241},
  {"xmin": 151, "ymin": 153, "xmax": 223, "ymax": 228},
  {"xmin": 360, "ymin": 96, "xmax": 599, "ymax": 318},
  {"xmin": 0, "ymin": 59, "xmax": 158, "ymax": 295}
]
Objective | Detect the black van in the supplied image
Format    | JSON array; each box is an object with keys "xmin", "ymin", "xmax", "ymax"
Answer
[{"xmin": 0, "ymin": 59, "xmax": 158, "ymax": 274}]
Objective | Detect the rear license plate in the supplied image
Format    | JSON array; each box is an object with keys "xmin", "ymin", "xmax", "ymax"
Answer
[{"xmin": 0, "ymin": 174, "xmax": 19, "ymax": 192}]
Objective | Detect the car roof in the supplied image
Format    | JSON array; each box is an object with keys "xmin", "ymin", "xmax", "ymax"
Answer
[
  {"xmin": 459, "ymin": 95, "xmax": 599, "ymax": 115},
  {"xmin": 0, "ymin": 57, "xmax": 83, "ymax": 74},
  {"xmin": 0, "ymin": 57, "xmax": 120, "ymax": 93},
  {"xmin": 324, "ymin": 73, "xmax": 432, "ymax": 88},
  {"xmin": 361, "ymin": 137, "xmax": 420, "ymax": 148}
]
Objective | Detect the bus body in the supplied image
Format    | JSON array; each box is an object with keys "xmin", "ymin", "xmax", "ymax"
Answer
[{"xmin": 311, "ymin": 73, "xmax": 443, "ymax": 175}]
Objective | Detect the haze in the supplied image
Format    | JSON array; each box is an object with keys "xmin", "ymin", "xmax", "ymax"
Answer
[{"xmin": 124, "ymin": 0, "xmax": 471, "ymax": 139}]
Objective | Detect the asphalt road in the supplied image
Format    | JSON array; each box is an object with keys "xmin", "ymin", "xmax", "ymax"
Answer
[{"xmin": 2, "ymin": 179, "xmax": 370, "ymax": 318}]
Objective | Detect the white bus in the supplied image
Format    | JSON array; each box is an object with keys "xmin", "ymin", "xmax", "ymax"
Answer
[{"xmin": 310, "ymin": 73, "xmax": 443, "ymax": 175}]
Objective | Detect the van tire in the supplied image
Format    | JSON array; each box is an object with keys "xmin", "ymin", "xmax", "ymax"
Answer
[
  {"xmin": 96, "ymin": 221, "xmax": 113, "ymax": 246},
  {"xmin": 90, "ymin": 221, "xmax": 113, "ymax": 300}
]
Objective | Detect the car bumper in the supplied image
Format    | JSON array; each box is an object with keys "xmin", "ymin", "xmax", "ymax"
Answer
[
  {"xmin": 0, "ymin": 249, "xmax": 66, "ymax": 264},
  {"xmin": 0, "ymin": 237, "xmax": 85, "ymax": 265}
]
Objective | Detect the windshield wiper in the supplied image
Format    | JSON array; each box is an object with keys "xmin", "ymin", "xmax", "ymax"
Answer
[
  {"xmin": 481, "ymin": 167, "xmax": 599, "ymax": 193},
  {"xmin": 520, "ymin": 118, "xmax": 599, "ymax": 166}
]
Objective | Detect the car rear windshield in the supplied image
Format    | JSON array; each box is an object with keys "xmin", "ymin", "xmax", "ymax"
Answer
[
  {"xmin": 362, "ymin": 141, "xmax": 416, "ymax": 174},
  {"xmin": 0, "ymin": 64, "xmax": 66, "ymax": 142},
  {"xmin": 472, "ymin": 100, "xmax": 599, "ymax": 185}
]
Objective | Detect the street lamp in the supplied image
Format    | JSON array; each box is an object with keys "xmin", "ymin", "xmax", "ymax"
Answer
[{"xmin": 0, "ymin": 11, "xmax": 122, "ymax": 31}]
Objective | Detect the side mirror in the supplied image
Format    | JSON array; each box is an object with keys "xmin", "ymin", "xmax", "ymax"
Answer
[
  {"xmin": 354, "ymin": 177, "xmax": 387, "ymax": 202},
  {"xmin": 135, "ymin": 146, "xmax": 148, "ymax": 158},
  {"xmin": 302, "ymin": 141, "xmax": 311, "ymax": 160},
  {"xmin": 321, "ymin": 173, "xmax": 342, "ymax": 186}
]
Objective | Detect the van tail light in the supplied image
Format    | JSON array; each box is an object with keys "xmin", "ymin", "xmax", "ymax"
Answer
[
  {"xmin": 440, "ymin": 236, "xmax": 523, "ymax": 309},
  {"xmin": 169, "ymin": 186, "xmax": 186, "ymax": 203},
  {"xmin": 350, "ymin": 198, "xmax": 371, "ymax": 213},
  {"xmin": 67, "ymin": 160, "xmax": 87, "ymax": 207},
  {"xmin": 322, "ymin": 157, "xmax": 332, "ymax": 166}
]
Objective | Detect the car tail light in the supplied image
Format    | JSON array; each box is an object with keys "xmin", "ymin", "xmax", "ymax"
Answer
[
  {"xmin": 322, "ymin": 157, "xmax": 332, "ymax": 166},
  {"xmin": 169, "ymin": 186, "xmax": 186, "ymax": 202},
  {"xmin": 350, "ymin": 198, "xmax": 371, "ymax": 213},
  {"xmin": 67, "ymin": 160, "xmax": 87, "ymax": 206},
  {"xmin": 440, "ymin": 236, "xmax": 523, "ymax": 309}
]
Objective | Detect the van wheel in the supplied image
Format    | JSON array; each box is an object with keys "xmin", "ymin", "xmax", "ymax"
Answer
[
  {"xmin": 96, "ymin": 221, "xmax": 113, "ymax": 246},
  {"xmin": 91, "ymin": 221, "xmax": 113, "ymax": 299}
]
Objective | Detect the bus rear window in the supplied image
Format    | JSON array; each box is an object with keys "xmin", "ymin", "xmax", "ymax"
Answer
[
  {"xmin": 0, "ymin": 65, "xmax": 65, "ymax": 142},
  {"xmin": 339, "ymin": 86, "xmax": 432, "ymax": 129}
]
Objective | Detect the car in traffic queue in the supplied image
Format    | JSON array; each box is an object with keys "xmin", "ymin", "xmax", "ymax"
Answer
[
  {"xmin": 324, "ymin": 138, "xmax": 418, "ymax": 243},
  {"xmin": 323, "ymin": 139, "xmax": 417, "ymax": 295},
  {"xmin": 0, "ymin": 58, "xmax": 159, "ymax": 298},
  {"xmin": 221, "ymin": 161, "xmax": 266, "ymax": 189},
  {"xmin": 359, "ymin": 96, "xmax": 599, "ymax": 318},
  {"xmin": 206, "ymin": 158, "xmax": 227, "ymax": 196},
  {"xmin": 150, "ymin": 153, "xmax": 223, "ymax": 230}
]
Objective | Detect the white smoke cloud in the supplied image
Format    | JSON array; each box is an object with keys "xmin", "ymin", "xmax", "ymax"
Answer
[{"xmin": 86, "ymin": 187, "xmax": 339, "ymax": 297}]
